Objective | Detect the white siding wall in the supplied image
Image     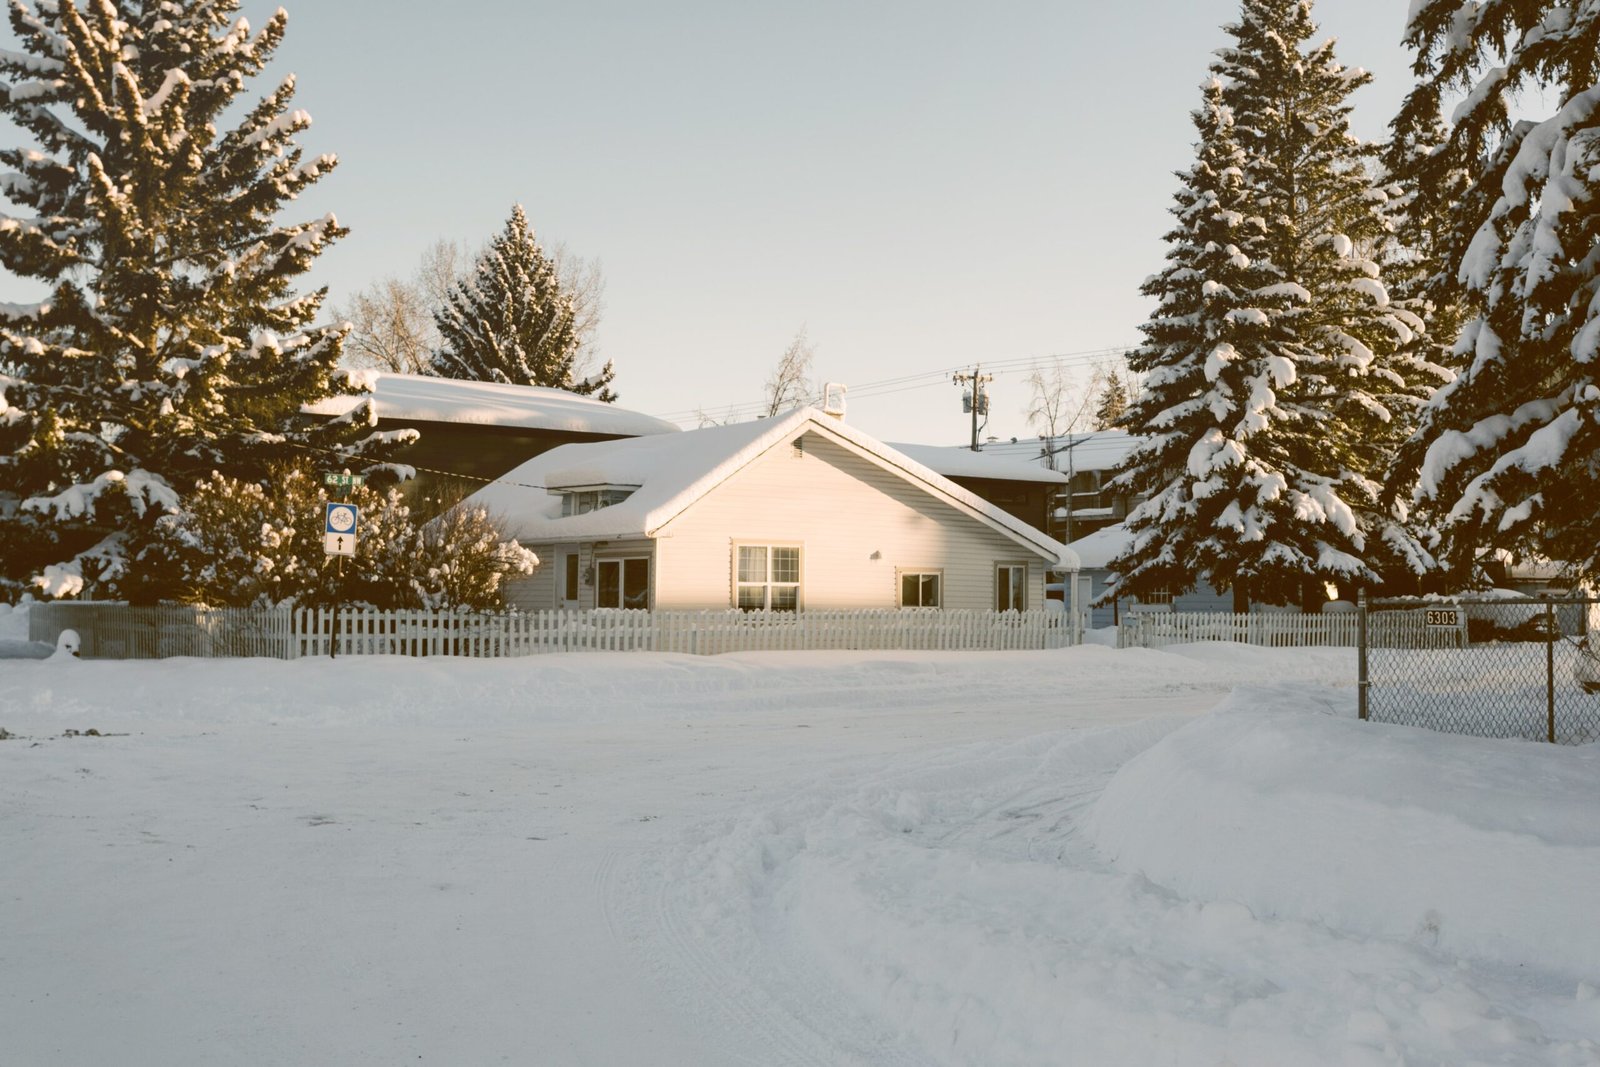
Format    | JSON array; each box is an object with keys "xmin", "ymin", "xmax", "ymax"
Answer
[{"xmin": 653, "ymin": 432, "xmax": 1051, "ymax": 610}]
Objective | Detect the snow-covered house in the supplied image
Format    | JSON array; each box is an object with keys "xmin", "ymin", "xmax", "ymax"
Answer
[
  {"xmin": 901, "ymin": 432, "xmax": 1144, "ymax": 546},
  {"xmin": 463, "ymin": 408, "xmax": 1077, "ymax": 613},
  {"xmin": 307, "ymin": 373, "xmax": 680, "ymax": 513}
]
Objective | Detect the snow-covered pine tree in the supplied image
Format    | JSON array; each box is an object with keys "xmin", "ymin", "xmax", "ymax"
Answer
[
  {"xmin": 0, "ymin": 1, "xmax": 405, "ymax": 601},
  {"xmin": 1113, "ymin": 79, "xmax": 1342, "ymax": 609},
  {"xmin": 1211, "ymin": 0, "xmax": 1440, "ymax": 591},
  {"xmin": 432, "ymin": 205, "xmax": 617, "ymax": 401},
  {"xmin": 1393, "ymin": 1, "xmax": 1600, "ymax": 579},
  {"xmin": 1092, "ymin": 368, "xmax": 1130, "ymax": 430}
]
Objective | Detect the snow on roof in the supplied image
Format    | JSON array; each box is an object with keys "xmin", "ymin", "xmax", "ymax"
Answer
[
  {"xmin": 465, "ymin": 408, "xmax": 1078, "ymax": 568},
  {"xmin": 951, "ymin": 431, "xmax": 1144, "ymax": 473},
  {"xmin": 1063, "ymin": 522, "xmax": 1134, "ymax": 570},
  {"xmin": 887, "ymin": 443, "xmax": 1070, "ymax": 484},
  {"xmin": 305, "ymin": 372, "xmax": 681, "ymax": 437}
]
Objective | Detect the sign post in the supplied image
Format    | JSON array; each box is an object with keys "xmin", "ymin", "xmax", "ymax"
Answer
[{"xmin": 323, "ymin": 499, "xmax": 360, "ymax": 658}]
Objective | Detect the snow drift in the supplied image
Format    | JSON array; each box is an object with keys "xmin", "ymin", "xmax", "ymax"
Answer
[{"xmin": 1086, "ymin": 686, "xmax": 1600, "ymax": 979}]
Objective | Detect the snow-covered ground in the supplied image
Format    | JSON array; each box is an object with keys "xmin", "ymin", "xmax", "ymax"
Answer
[{"xmin": 2, "ymin": 644, "xmax": 1596, "ymax": 1065}]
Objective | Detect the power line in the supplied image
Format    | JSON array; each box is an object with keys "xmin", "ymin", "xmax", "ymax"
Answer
[{"xmin": 646, "ymin": 345, "xmax": 1136, "ymax": 424}]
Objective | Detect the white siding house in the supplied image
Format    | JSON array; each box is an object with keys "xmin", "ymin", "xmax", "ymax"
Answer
[{"xmin": 463, "ymin": 409, "xmax": 1078, "ymax": 614}]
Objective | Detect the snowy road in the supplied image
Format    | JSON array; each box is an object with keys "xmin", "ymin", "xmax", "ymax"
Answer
[{"xmin": 3, "ymin": 646, "xmax": 1596, "ymax": 1065}]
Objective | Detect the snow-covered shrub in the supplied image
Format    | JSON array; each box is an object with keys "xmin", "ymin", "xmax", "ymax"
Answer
[
  {"xmin": 125, "ymin": 468, "xmax": 534, "ymax": 610},
  {"xmin": 412, "ymin": 504, "xmax": 539, "ymax": 611}
]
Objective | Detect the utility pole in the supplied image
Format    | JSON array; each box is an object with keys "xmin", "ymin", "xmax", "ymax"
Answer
[{"xmin": 952, "ymin": 366, "xmax": 992, "ymax": 451}]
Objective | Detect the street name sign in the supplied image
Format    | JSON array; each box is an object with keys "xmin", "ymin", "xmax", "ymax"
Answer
[{"xmin": 324, "ymin": 472, "xmax": 366, "ymax": 489}]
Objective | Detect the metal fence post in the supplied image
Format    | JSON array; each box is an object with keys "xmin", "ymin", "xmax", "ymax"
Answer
[
  {"xmin": 1546, "ymin": 599, "xmax": 1556, "ymax": 743},
  {"xmin": 1357, "ymin": 590, "xmax": 1369, "ymax": 721}
]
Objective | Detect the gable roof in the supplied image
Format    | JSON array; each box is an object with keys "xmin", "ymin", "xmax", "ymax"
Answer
[
  {"xmin": 464, "ymin": 408, "xmax": 1078, "ymax": 569},
  {"xmin": 887, "ymin": 443, "xmax": 1071, "ymax": 484},
  {"xmin": 306, "ymin": 371, "xmax": 681, "ymax": 438}
]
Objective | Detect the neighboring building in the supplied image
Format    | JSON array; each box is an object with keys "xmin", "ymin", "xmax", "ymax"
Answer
[
  {"xmin": 904, "ymin": 432, "xmax": 1144, "ymax": 545},
  {"xmin": 307, "ymin": 372, "xmax": 680, "ymax": 513},
  {"xmin": 1066, "ymin": 522, "xmax": 1231, "ymax": 629},
  {"xmin": 463, "ymin": 408, "xmax": 1078, "ymax": 614},
  {"xmin": 887, "ymin": 443, "xmax": 1069, "ymax": 535}
]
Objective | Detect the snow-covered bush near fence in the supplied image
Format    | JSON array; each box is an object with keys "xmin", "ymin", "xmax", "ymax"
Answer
[{"xmin": 125, "ymin": 467, "xmax": 535, "ymax": 610}]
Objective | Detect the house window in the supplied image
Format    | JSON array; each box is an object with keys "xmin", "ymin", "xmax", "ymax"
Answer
[
  {"xmin": 558, "ymin": 488, "xmax": 635, "ymax": 517},
  {"xmin": 899, "ymin": 571, "xmax": 942, "ymax": 608},
  {"xmin": 1141, "ymin": 588, "xmax": 1174, "ymax": 606},
  {"xmin": 735, "ymin": 544, "xmax": 801, "ymax": 612},
  {"xmin": 996, "ymin": 563, "xmax": 1027, "ymax": 612},
  {"xmin": 596, "ymin": 557, "xmax": 649, "ymax": 609}
]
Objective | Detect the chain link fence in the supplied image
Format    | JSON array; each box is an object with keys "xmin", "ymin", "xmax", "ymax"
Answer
[{"xmin": 1359, "ymin": 595, "xmax": 1600, "ymax": 745}]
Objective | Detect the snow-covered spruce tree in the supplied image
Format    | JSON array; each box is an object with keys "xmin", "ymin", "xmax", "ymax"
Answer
[
  {"xmin": 1379, "ymin": 108, "xmax": 1473, "ymax": 372},
  {"xmin": 0, "ymin": 1, "xmax": 408, "ymax": 601},
  {"xmin": 1211, "ymin": 0, "xmax": 1442, "ymax": 588},
  {"xmin": 1392, "ymin": 1, "xmax": 1600, "ymax": 580},
  {"xmin": 432, "ymin": 204, "xmax": 617, "ymax": 401},
  {"xmin": 1108, "ymin": 0, "xmax": 1438, "ymax": 608},
  {"xmin": 1093, "ymin": 367, "xmax": 1131, "ymax": 430},
  {"xmin": 1113, "ymin": 80, "xmax": 1344, "ymax": 609}
]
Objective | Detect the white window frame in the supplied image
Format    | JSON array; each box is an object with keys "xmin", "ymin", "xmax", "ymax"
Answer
[
  {"xmin": 595, "ymin": 554, "xmax": 651, "ymax": 610},
  {"xmin": 558, "ymin": 487, "xmax": 635, "ymax": 517},
  {"xmin": 996, "ymin": 562, "xmax": 1028, "ymax": 612},
  {"xmin": 732, "ymin": 542, "xmax": 803, "ymax": 612},
  {"xmin": 1130, "ymin": 588, "xmax": 1174, "ymax": 614},
  {"xmin": 897, "ymin": 569, "xmax": 943, "ymax": 609}
]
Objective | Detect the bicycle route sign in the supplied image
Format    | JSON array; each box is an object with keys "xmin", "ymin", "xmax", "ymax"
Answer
[{"xmin": 324, "ymin": 502, "xmax": 360, "ymax": 557}]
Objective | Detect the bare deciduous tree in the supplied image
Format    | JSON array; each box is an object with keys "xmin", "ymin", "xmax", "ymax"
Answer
[
  {"xmin": 550, "ymin": 242, "xmax": 607, "ymax": 367},
  {"xmin": 1024, "ymin": 360, "xmax": 1098, "ymax": 469},
  {"xmin": 417, "ymin": 239, "xmax": 465, "ymax": 308},
  {"xmin": 331, "ymin": 276, "xmax": 434, "ymax": 374},
  {"xmin": 763, "ymin": 328, "xmax": 816, "ymax": 417}
]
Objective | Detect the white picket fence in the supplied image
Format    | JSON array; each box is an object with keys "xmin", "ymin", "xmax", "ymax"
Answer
[
  {"xmin": 290, "ymin": 607, "xmax": 1077, "ymax": 658},
  {"xmin": 1118, "ymin": 609, "xmax": 1467, "ymax": 650}
]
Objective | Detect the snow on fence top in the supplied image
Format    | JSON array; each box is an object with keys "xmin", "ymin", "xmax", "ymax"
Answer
[{"xmin": 304, "ymin": 372, "xmax": 682, "ymax": 438}]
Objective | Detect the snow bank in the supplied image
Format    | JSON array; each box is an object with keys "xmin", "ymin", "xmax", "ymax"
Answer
[
  {"xmin": 669, "ymin": 692, "xmax": 1600, "ymax": 1065},
  {"xmin": 1086, "ymin": 686, "xmax": 1600, "ymax": 979}
]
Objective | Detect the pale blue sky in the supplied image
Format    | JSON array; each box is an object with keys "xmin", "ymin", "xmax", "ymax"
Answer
[{"xmin": 6, "ymin": 0, "xmax": 1418, "ymax": 444}]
